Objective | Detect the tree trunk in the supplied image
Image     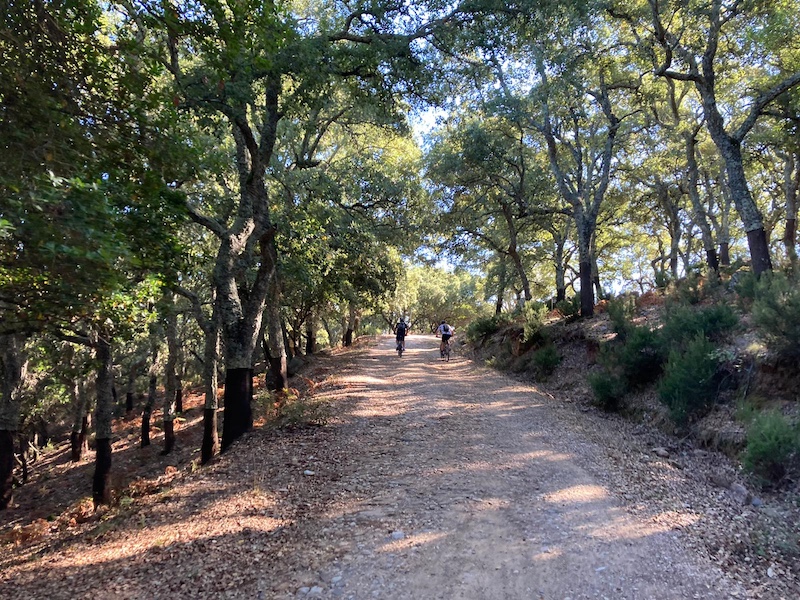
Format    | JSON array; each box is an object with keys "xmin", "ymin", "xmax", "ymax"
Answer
[
  {"xmin": 200, "ymin": 308, "xmax": 221, "ymax": 465},
  {"xmin": 704, "ymin": 104, "xmax": 772, "ymax": 273},
  {"xmin": 162, "ymin": 295, "xmax": 178, "ymax": 455},
  {"xmin": 0, "ymin": 333, "xmax": 25, "ymax": 510},
  {"xmin": 221, "ymin": 368, "xmax": 253, "ymax": 451},
  {"xmin": 175, "ymin": 376, "xmax": 183, "ymax": 414},
  {"xmin": 684, "ymin": 131, "xmax": 720, "ymax": 275},
  {"xmin": 0, "ymin": 431, "xmax": 13, "ymax": 510},
  {"xmin": 305, "ymin": 313, "xmax": 316, "ymax": 355},
  {"xmin": 344, "ymin": 303, "xmax": 356, "ymax": 346},
  {"xmin": 92, "ymin": 335, "xmax": 114, "ymax": 508},
  {"xmin": 783, "ymin": 151, "xmax": 799, "ymax": 264},
  {"xmin": 70, "ymin": 381, "xmax": 89, "ymax": 462},
  {"xmin": 141, "ymin": 335, "xmax": 159, "ymax": 448}
]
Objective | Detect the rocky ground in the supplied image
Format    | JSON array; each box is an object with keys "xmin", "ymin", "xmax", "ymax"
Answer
[{"xmin": 1, "ymin": 334, "xmax": 798, "ymax": 599}]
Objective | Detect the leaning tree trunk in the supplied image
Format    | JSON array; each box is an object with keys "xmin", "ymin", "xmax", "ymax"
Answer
[
  {"xmin": 705, "ymin": 111, "xmax": 773, "ymax": 274},
  {"xmin": 685, "ymin": 131, "xmax": 720, "ymax": 275},
  {"xmin": 162, "ymin": 297, "xmax": 178, "ymax": 456},
  {"xmin": 92, "ymin": 334, "xmax": 114, "ymax": 508},
  {"xmin": 0, "ymin": 334, "xmax": 26, "ymax": 510},
  {"xmin": 783, "ymin": 150, "xmax": 799, "ymax": 264}
]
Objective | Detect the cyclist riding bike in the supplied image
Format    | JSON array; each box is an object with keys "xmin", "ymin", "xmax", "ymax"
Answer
[
  {"xmin": 395, "ymin": 318, "xmax": 408, "ymax": 352},
  {"xmin": 436, "ymin": 320, "xmax": 454, "ymax": 356}
]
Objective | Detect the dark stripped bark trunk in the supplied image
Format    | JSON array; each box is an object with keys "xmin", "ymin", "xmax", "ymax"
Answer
[
  {"xmin": 0, "ymin": 431, "xmax": 13, "ymax": 510},
  {"xmin": 92, "ymin": 335, "xmax": 114, "ymax": 507},
  {"xmin": 175, "ymin": 376, "xmax": 183, "ymax": 414},
  {"xmin": 221, "ymin": 368, "xmax": 253, "ymax": 451},
  {"xmin": 162, "ymin": 296, "xmax": 178, "ymax": 456},
  {"xmin": 141, "ymin": 336, "xmax": 158, "ymax": 448},
  {"xmin": 0, "ymin": 333, "xmax": 25, "ymax": 510}
]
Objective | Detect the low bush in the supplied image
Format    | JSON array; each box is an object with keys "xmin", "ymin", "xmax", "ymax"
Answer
[
  {"xmin": 532, "ymin": 344, "xmax": 561, "ymax": 378},
  {"xmin": 742, "ymin": 411, "xmax": 799, "ymax": 486},
  {"xmin": 607, "ymin": 295, "xmax": 635, "ymax": 339},
  {"xmin": 554, "ymin": 295, "xmax": 580, "ymax": 320},
  {"xmin": 523, "ymin": 302, "xmax": 550, "ymax": 345},
  {"xmin": 615, "ymin": 325, "xmax": 664, "ymax": 387},
  {"xmin": 658, "ymin": 335, "xmax": 719, "ymax": 426},
  {"xmin": 466, "ymin": 314, "xmax": 514, "ymax": 343},
  {"xmin": 660, "ymin": 303, "xmax": 738, "ymax": 349},
  {"xmin": 751, "ymin": 271, "xmax": 800, "ymax": 358},
  {"xmin": 589, "ymin": 370, "xmax": 628, "ymax": 412}
]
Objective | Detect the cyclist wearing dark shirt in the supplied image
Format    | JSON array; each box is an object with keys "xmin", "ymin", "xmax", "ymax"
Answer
[{"xmin": 395, "ymin": 319, "xmax": 408, "ymax": 351}]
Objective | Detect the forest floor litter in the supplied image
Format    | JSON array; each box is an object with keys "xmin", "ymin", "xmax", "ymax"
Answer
[{"xmin": 1, "ymin": 334, "xmax": 798, "ymax": 599}]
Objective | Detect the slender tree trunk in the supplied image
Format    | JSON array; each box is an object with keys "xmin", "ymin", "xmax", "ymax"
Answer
[
  {"xmin": 201, "ymin": 308, "xmax": 221, "ymax": 464},
  {"xmin": 141, "ymin": 338, "xmax": 158, "ymax": 448},
  {"xmin": 70, "ymin": 381, "xmax": 89, "ymax": 462},
  {"xmin": 576, "ymin": 215, "xmax": 595, "ymax": 317},
  {"xmin": 684, "ymin": 131, "xmax": 720, "ymax": 275},
  {"xmin": 305, "ymin": 312, "xmax": 316, "ymax": 355},
  {"xmin": 162, "ymin": 296, "xmax": 178, "ymax": 455},
  {"xmin": 0, "ymin": 334, "xmax": 25, "ymax": 510},
  {"xmin": 783, "ymin": 151, "xmax": 799, "ymax": 264},
  {"xmin": 92, "ymin": 334, "xmax": 114, "ymax": 507},
  {"xmin": 344, "ymin": 303, "xmax": 356, "ymax": 346}
]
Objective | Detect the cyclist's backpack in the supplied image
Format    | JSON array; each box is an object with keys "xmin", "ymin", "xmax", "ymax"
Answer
[
  {"xmin": 442, "ymin": 324, "xmax": 450, "ymax": 334},
  {"xmin": 397, "ymin": 322, "xmax": 406, "ymax": 335}
]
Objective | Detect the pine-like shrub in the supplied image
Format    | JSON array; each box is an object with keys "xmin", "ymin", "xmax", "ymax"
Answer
[
  {"xmin": 523, "ymin": 302, "xmax": 549, "ymax": 345},
  {"xmin": 661, "ymin": 303, "xmax": 738, "ymax": 349},
  {"xmin": 616, "ymin": 325, "xmax": 664, "ymax": 387},
  {"xmin": 532, "ymin": 344, "xmax": 561, "ymax": 378},
  {"xmin": 555, "ymin": 295, "xmax": 580, "ymax": 319},
  {"xmin": 742, "ymin": 411, "xmax": 799, "ymax": 486},
  {"xmin": 466, "ymin": 314, "xmax": 514, "ymax": 343},
  {"xmin": 589, "ymin": 370, "xmax": 628, "ymax": 412},
  {"xmin": 751, "ymin": 272, "xmax": 800, "ymax": 358},
  {"xmin": 607, "ymin": 296, "xmax": 635, "ymax": 339},
  {"xmin": 658, "ymin": 335, "xmax": 719, "ymax": 426}
]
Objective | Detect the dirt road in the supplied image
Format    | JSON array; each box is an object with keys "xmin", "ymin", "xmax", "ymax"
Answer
[
  {"xmin": 2, "ymin": 334, "xmax": 751, "ymax": 599},
  {"xmin": 285, "ymin": 334, "xmax": 743, "ymax": 599}
]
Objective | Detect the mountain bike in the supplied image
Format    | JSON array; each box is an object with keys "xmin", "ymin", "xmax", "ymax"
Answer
[
  {"xmin": 440, "ymin": 338, "xmax": 451, "ymax": 362},
  {"xmin": 396, "ymin": 341, "xmax": 404, "ymax": 356}
]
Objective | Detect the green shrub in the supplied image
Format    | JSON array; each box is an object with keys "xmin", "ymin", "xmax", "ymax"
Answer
[
  {"xmin": 615, "ymin": 325, "xmax": 664, "ymax": 387},
  {"xmin": 607, "ymin": 296, "xmax": 635, "ymax": 338},
  {"xmin": 658, "ymin": 335, "xmax": 719, "ymax": 426},
  {"xmin": 733, "ymin": 270, "xmax": 759, "ymax": 309},
  {"xmin": 742, "ymin": 411, "xmax": 799, "ymax": 486},
  {"xmin": 523, "ymin": 302, "xmax": 550, "ymax": 345},
  {"xmin": 660, "ymin": 303, "xmax": 738, "ymax": 349},
  {"xmin": 554, "ymin": 295, "xmax": 581, "ymax": 319},
  {"xmin": 751, "ymin": 272, "xmax": 800, "ymax": 358},
  {"xmin": 589, "ymin": 370, "xmax": 628, "ymax": 412},
  {"xmin": 532, "ymin": 344, "xmax": 561, "ymax": 378},
  {"xmin": 466, "ymin": 314, "xmax": 514, "ymax": 343},
  {"xmin": 673, "ymin": 272, "xmax": 707, "ymax": 305}
]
